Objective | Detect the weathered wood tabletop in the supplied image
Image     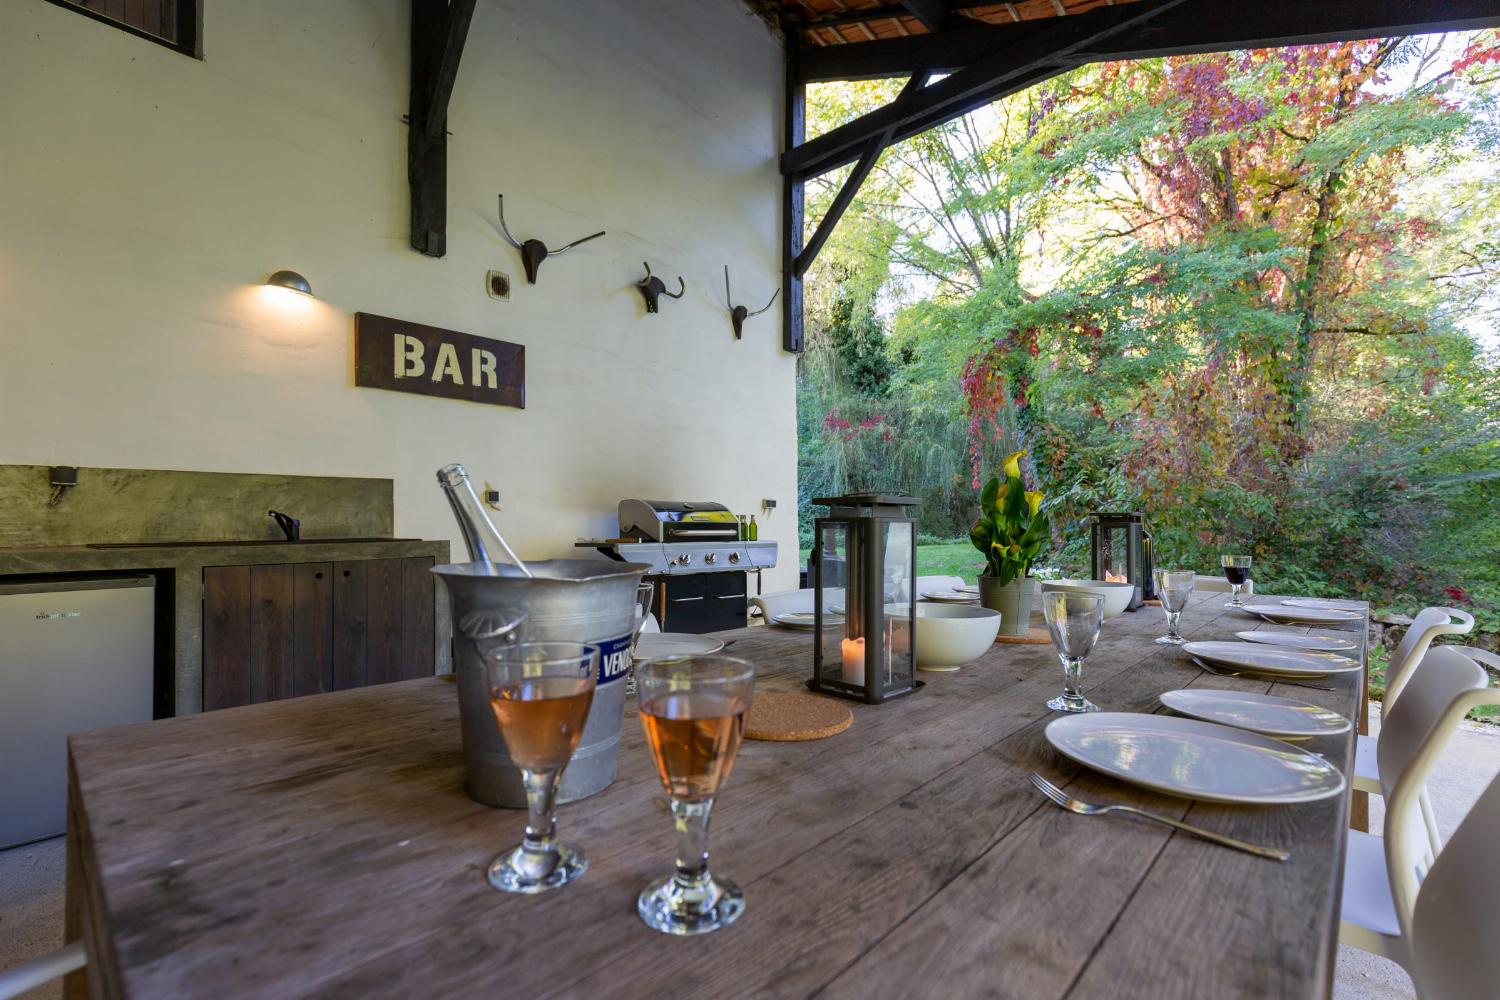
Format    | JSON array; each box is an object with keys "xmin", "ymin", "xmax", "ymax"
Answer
[{"xmin": 65, "ymin": 590, "xmax": 1365, "ymax": 999}]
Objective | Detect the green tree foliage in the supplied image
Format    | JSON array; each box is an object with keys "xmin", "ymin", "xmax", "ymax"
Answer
[{"xmin": 797, "ymin": 32, "xmax": 1500, "ymax": 625}]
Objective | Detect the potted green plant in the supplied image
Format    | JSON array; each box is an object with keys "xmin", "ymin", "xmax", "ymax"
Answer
[{"xmin": 969, "ymin": 450, "xmax": 1048, "ymax": 637}]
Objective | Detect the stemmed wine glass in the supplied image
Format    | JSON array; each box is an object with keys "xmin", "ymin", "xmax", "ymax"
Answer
[
  {"xmin": 481, "ymin": 640, "xmax": 600, "ymax": 894},
  {"xmin": 636, "ymin": 655, "xmax": 754, "ymax": 935},
  {"xmin": 626, "ymin": 581, "xmax": 657, "ymax": 697},
  {"xmin": 1042, "ymin": 591, "xmax": 1104, "ymax": 713},
  {"xmin": 1220, "ymin": 554, "xmax": 1252, "ymax": 608},
  {"xmin": 1154, "ymin": 570, "xmax": 1196, "ymax": 645}
]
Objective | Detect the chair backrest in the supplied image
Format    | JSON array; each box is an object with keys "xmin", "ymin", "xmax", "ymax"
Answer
[
  {"xmin": 1409, "ymin": 767, "xmax": 1500, "ymax": 1000},
  {"xmin": 1385, "ymin": 607, "xmax": 1476, "ymax": 706},
  {"xmin": 640, "ymin": 612, "xmax": 660, "ymax": 634},
  {"xmin": 1378, "ymin": 646, "xmax": 1492, "ymax": 935},
  {"xmin": 749, "ymin": 588, "xmax": 816, "ymax": 621}
]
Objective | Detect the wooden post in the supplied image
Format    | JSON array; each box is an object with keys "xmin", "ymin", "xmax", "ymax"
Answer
[
  {"xmin": 408, "ymin": 0, "xmax": 477, "ymax": 258},
  {"xmin": 782, "ymin": 27, "xmax": 805, "ymax": 354}
]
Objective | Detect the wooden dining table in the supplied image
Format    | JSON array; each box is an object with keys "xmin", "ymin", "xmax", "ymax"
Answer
[{"xmin": 64, "ymin": 588, "xmax": 1366, "ymax": 999}]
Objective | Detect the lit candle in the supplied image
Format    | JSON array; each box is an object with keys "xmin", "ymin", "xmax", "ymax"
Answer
[{"xmin": 841, "ymin": 637, "xmax": 865, "ymax": 685}]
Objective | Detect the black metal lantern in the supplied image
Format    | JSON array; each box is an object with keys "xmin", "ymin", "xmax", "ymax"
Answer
[
  {"xmin": 1089, "ymin": 512, "xmax": 1155, "ymax": 609},
  {"xmin": 811, "ymin": 494, "xmax": 922, "ymax": 704}
]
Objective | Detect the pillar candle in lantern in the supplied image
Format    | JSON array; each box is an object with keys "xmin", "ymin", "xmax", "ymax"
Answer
[{"xmin": 841, "ymin": 637, "xmax": 865, "ymax": 684}]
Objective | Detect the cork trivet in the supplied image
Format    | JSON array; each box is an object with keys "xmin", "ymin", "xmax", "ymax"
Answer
[
  {"xmin": 745, "ymin": 691, "xmax": 853, "ymax": 742},
  {"xmin": 994, "ymin": 626, "xmax": 1052, "ymax": 645}
]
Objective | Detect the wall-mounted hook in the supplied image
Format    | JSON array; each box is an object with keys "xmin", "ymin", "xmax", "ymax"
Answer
[
  {"xmin": 722, "ymin": 265, "xmax": 779, "ymax": 340},
  {"xmin": 496, "ymin": 194, "xmax": 605, "ymax": 284},
  {"xmin": 636, "ymin": 262, "xmax": 685, "ymax": 314}
]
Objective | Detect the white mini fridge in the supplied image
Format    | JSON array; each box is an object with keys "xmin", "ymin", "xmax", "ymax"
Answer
[{"xmin": 1, "ymin": 576, "xmax": 156, "ymax": 848}]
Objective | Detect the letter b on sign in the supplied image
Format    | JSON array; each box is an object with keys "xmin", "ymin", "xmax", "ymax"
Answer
[{"xmin": 395, "ymin": 334, "xmax": 425, "ymax": 378}]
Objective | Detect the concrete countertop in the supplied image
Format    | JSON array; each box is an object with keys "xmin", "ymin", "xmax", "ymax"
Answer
[{"xmin": 0, "ymin": 538, "xmax": 452, "ymax": 714}]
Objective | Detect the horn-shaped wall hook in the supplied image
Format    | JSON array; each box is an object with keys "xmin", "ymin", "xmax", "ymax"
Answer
[
  {"xmin": 496, "ymin": 194, "xmax": 605, "ymax": 284},
  {"xmin": 723, "ymin": 265, "xmax": 779, "ymax": 339},
  {"xmin": 636, "ymin": 262, "xmax": 685, "ymax": 314}
]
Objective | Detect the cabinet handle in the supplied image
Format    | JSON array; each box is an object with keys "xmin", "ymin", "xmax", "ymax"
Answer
[
  {"xmin": 315, "ymin": 572, "xmax": 324, "ymax": 580},
  {"xmin": 670, "ymin": 596, "xmax": 704, "ymax": 603},
  {"xmin": 343, "ymin": 570, "xmax": 352, "ymax": 578}
]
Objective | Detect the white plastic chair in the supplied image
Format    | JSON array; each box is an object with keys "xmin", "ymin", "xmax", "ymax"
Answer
[
  {"xmin": 0, "ymin": 942, "xmax": 86, "ymax": 1000},
  {"xmin": 640, "ymin": 612, "xmax": 660, "ymax": 634},
  {"xmin": 1338, "ymin": 645, "xmax": 1494, "ymax": 965},
  {"xmin": 1407, "ymin": 768, "xmax": 1500, "ymax": 1000},
  {"xmin": 1352, "ymin": 608, "xmax": 1476, "ymax": 852},
  {"xmin": 1190, "ymin": 574, "xmax": 1253, "ymax": 596},
  {"xmin": 749, "ymin": 588, "xmax": 815, "ymax": 623}
]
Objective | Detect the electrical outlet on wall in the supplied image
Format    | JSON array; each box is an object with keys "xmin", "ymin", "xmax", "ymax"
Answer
[
  {"xmin": 761, "ymin": 498, "xmax": 776, "ymax": 516},
  {"xmin": 483, "ymin": 483, "xmax": 502, "ymax": 511}
]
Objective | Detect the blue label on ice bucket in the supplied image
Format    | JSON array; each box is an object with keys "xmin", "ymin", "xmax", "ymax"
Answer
[{"xmin": 596, "ymin": 633, "xmax": 633, "ymax": 685}]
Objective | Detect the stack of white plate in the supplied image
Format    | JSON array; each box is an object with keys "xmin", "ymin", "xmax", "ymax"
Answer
[
  {"xmin": 1045, "ymin": 713, "xmax": 1345, "ymax": 804},
  {"xmin": 1238, "ymin": 602, "xmax": 1362, "ymax": 626},
  {"xmin": 633, "ymin": 633, "xmax": 725, "ymax": 661},
  {"xmin": 922, "ymin": 590, "xmax": 979, "ymax": 604},
  {"xmin": 769, "ymin": 611, "xmax": 833, "ymax": 630},
  {"xmin": 1181, "ymin": 640, "xmax": 1360, "ymax": 678},
  {"xmin": 1159, "ymin": 689, "xmax": 1351, "ymax": 741}
]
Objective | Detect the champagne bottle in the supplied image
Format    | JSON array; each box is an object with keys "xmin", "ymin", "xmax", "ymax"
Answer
[
  {"xmin": 748, "ymin": 515, "xmax": 759, "ymax": 541},
  {"xmin": 436, "ymin": 464, "xmax": 533, "ymax": 577}
]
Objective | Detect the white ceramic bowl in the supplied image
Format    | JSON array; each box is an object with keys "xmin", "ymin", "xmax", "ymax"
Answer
[
  {"xmin": 907, "ymin": 603, "xmax": 1002, "ymax": 667},
  {"xmin": 1040, "ymin": 578, "xmax": 1134, "ymax": 620}
]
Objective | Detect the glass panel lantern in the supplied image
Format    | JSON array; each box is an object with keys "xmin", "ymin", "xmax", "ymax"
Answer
[
  {"xmin": 811, "ymin": 494, "xmax": 921, "ymax": 704},
  {"xmin": 1088, "ymin": 512, "xmax": 1155, "ymax": 609}
]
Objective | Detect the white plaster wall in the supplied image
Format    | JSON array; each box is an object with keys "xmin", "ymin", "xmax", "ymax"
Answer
[{"xmin": 0, "ymin": 0, "xmax": 798, "ymax": 588}]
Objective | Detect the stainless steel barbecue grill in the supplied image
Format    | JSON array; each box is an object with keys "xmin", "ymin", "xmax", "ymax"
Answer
[{"xmin": 578, "ymin": 499, "xmax": 779, "ymax": 632}]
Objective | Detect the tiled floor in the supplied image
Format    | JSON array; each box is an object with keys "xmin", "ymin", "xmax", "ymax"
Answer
[{"xmin": 4, "ymin": 713, "xmax": 1497, "ymax": 999}]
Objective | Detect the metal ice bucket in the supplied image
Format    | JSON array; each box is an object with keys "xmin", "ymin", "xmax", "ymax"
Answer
[{"xmin": 432, "ymin": 559, "xmax": 648, "ymax": 808}]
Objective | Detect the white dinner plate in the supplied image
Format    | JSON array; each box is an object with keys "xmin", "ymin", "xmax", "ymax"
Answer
[
  {"xmin": 1235, "ymin": 630, "xmax": 1358, "ymax": 653},
  {"xmin": 770, "ymin": 611, "xmax": 840, "ymax": 630},
  {"xmin": 1239, "ymin": 602, "xmax": 1363, "ymax": 626},
  {"xmin": 956, "ymin": 584, "xmax": 980, "ymax": 594},
  {"xmin": 1045, "ymin": 712, "xmax": 1346, "ymax": 804},
  {"xmin": 1159, "ymin": 689, "xmax": 1351, "ymax": 740},
  {"xmin": 633, "ymin": 633, "xmax": 726, "ymax": 660},
  {"xmin": 1281, "ymin": 598, "xmax": 1365, "ymax": 611},
  {"xmin": 1181, "ymin": 640, "xmax": 1361, "ymax": 678},
  {"xmin": 922, "ymin": 590, "xmax": 980, "ymax": 604}
]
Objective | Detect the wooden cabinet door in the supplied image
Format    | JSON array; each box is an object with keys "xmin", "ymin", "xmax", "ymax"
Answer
[
  {"xmin": 331, "ymin": 556, "xmax": 435, "ymax": 691},
  {"xmin": 204, "ymin": 563, "xmax": 332, "ymax": 710},
  {"xmin": 205, "ymin": 557, "xmax": 434, "ymax": 711}
]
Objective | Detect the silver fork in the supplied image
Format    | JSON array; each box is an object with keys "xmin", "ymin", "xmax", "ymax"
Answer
[{"xmin": 1027, "ymin": 772, "xmax": 1290, "ymax": 862}]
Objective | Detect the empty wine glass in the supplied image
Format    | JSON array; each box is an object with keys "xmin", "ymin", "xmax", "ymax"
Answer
[
  {"xmin": 626, "ymin": 581, "xmax": 656, "ymax": 696},
  {"xmin": 636, "ymin": 655, "xmax": 753, "ymax": 935},
  {"xmin": 481, "ymin": 640, "xmax": 599, "ymax": 894},
  {"xmin": 1042, "ymin": 591, "xmax": 1104, "ymax": 713},
  {"xmin": 1154, "ymin": 570, "xmax": 1196, "ymax": 645},
  {"xmin": 1220, "ymin": 554, "xmax": 1252, "ymax": 608}
]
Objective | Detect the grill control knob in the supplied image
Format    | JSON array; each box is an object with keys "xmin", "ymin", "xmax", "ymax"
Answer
[
  {"xmin": 728, "ymin": 551, "xmax": 741, "ymax": 564},
  {"xmin": 678, "ymin": 553, "xmax": 693, "ymax": 567},
  {"xmin": 704, "ymin": 552, "xmax": 717, "ymax": 565}
]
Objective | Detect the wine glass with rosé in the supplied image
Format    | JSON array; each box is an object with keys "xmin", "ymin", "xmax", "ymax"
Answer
[
  {"xmin": 482, "ymin": 640, "xmax": 599, "ymax": 894},
  {"xmin": 636, "ymin": 655, "xmax": 754, "ymax": 935}
]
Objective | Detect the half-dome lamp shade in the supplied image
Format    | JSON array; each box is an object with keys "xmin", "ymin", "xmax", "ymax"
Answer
[{"xmin": 264, "ymin": 270, "xmax": 314, "ymax": 296}]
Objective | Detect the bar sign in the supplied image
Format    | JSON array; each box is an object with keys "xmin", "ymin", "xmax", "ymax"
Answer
[{"xmin": 354, "ymin": 312, "xmax": 525, "ymax": 409}]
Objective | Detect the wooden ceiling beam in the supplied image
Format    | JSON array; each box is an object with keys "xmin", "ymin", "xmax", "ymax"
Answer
[
  {"xmin": 799, "ymin": 0, "xmax": 1500, "ymax": 81},
  {"xmin": 784, "ymin": 0, "xmax": 1187, "ymax": 178},
  {"xmin": 900, "ymin": 0, "xmax": 954, "ymax": 32},
  {"xmin": 408, "ymin": 0, "xmax": 477, "ymax": 257}
]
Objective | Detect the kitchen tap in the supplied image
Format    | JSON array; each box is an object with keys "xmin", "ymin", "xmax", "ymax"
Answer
[{"xmin": 268, "ymin": 510, "xmax": 301, "ymax": 542}]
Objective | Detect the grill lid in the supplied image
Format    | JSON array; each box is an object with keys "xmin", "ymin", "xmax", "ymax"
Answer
[{"xmin": 618, "ymin": 500, "xmax": 738, "ymax": 541}]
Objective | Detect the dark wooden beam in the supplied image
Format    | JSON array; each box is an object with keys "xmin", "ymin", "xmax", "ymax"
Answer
[
  {"xmin": 793, "ymin": 71, "xmax": 932, "ymax": 277},
  {"xmin": 782, "ymin": 31, "xmax": 806, "ymax": 353},
  {"xmin": 900, "ymin": 0, "xmax": 953, "ymax": 32},
  {"xmin": 784, "ymin": 0, "xmax": 1187, "ymax": 179},
  {"xmin": 800, "ymin": 0, "xmax": 1500, "ymax": 80},
  {"xmin": 408, "ymin": 0, "xmax": 477, "ymax": 258}
]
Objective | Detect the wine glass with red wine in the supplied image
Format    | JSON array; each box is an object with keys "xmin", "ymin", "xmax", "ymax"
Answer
[
  {"xmin": 1221, "ymin": 554, "xmax": 1252, "ymax": 609},
  {"xmin": 636, "ymin": 655, "xmax": 754, "ymax": 935},
  {"xmin": 481, "ymin": 640, "xmax": 599, "ymax": 894}
]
